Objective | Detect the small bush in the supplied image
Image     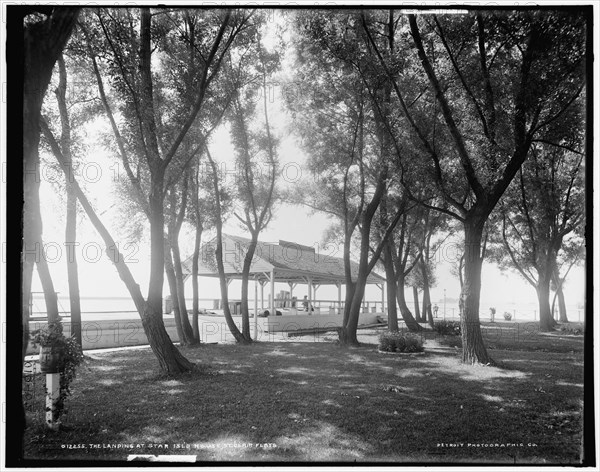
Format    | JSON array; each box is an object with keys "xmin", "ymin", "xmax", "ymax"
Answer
[
  {"xmin": 434, "ymin": 320, "xmax": 462, "ymax": 336},
  {"xmin": 378, "ymin": 331, "xmax": 424, "ymax": 353},
  {"xmin": 404, "ymin": 335, "xmax": 423, "ymax": 353},
  {"xmin": 558, "ymin": 324, "xmax": 584, "ymax": 335},
  {"xmin": 379, "ymin": 333, "xmax": 396, "ymax": 352},
  {"xmin": 503, "ymin": 312, "xmax": 512, "ymax": 321}
]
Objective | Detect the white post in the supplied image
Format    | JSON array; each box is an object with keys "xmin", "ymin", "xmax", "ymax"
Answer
[
  {"xmin": 337, "ymin": 282, "xmax": 342, "ymax": 314},
  {"xmin": 46, "ymin": 373, "xmax": 60, "ymax": 431},
  {"xmin": 270, "ymin": 269, "xmax": 275, "ymax": 314},
  {"xmin": 380, "ymin": 283, "xmax": 385, "ymax": 314},
  {"xmin": 254, "ymin": 277, "xmax": 258, "ymax": 340},
  {"xmin": 288, "ymin": 282, "xmax": 297, "ymax": 310},
  {"xmin": 260, "ymin": 282, "xmax": 264, "ymax": 311},
  {"xmin": 308, "ymin": 277, "xmax": 313, "ymax": 313}
]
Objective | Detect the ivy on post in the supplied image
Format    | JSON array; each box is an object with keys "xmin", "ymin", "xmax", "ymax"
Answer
[{"xmin": 31, "ymin": 321, "xmax": 84, "ymax": 430}]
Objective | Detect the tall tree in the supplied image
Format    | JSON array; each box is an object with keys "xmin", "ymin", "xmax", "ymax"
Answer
[
  {"xmin": 205, "ymin": 146, "xmax": 246, "ymax": 343},
  {"xmin": 76, "ymin": 8, "xmax": 254, "ymax": 371},
  {"xmin": 165, "ymin": 171, "xmax": 196, "ymax": 345},
  {"xmin": 53, "ymin": 54, "xmax": 83, "ymax": 345},
  {"xmin": 392, "ymin": 210, "xmax": 425, "ymax": 331},
  {"xmin": 21, "ymin": 6, "xmax": 79, "ymax": 362},
  {"xmin": 287, "ymin": 11, "xmax": 404, "ymax": 345},
  {"xmin": 14, "ymin": 8, "xmax": 78, "ymax": 452},
  {"xmin": 187, "ymin": 162, "xmax": 218, "ymax": 341},
  {"xmin": 417, "ymin": 208, "xmax": 450, "ymax": 327},
  {"xmin": 229, "ymin": 39, "xmax": 280, "ymax": 342},
  {"xmin": 550, "ymin": 240, "xmax": 584, "ymax": 323},
  {"xmin": 496, "ymin": 143, "xmax": 584, "ymax": 331},
  {"xmin": 363, "ymin": 10, "xmax": 586, "ymax": 363}
]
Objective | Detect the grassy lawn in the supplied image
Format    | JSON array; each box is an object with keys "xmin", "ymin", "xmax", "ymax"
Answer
[{"xmin": 23, "ymin": 322, "xmax": 585, "ymax": 463}]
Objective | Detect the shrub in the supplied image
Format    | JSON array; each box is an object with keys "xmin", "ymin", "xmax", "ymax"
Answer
[
  {"xmin": 434, "ymin": 320, "xmax": 462, "ymax": 336},
  {"xmin": 378, "ymin": 333, "xmax": 396, "ymax": 352},
  {"xmin": 503, "ymin": 311, "xmax": 512, "ymax": 321},
  {"xmin": 404, "ymin": 335, "xmax": 424, "ymax": 353},
  {"xmin": 378, "ymin": 331, "xmax": 424, "ymax": 353},
  {"xmin": 558, "ymin": 324, "xmax": 584, "ymax": 335}
]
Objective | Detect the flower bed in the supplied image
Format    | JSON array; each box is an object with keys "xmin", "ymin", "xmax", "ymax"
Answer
[{"xmin": 378, "ymin": 331, "xmax": 424, "ymax": 353}]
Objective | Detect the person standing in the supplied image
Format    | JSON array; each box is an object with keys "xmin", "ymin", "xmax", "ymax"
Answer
[{"xmin": 302, "ymin": 295, "xmax": 314, "ymax": 313}]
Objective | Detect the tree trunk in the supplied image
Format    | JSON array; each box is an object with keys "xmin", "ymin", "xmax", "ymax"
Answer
[
  {"xmin": 460, "ymin": 219, "xmax": 492, "ymax": 364},
  {"xmin": 421, "ymin": 260, "xmax": 434, "ymax": 328},
  {"xmin": 382, "ymin": 243, "xmax": 399, "ymax": 332},
  {"xmin": 341, "ymin": 228, "xmax": 356, "ymax": 326},
  {"xmin": 340, "ymin": 203, "xmax": 383, "ymax": 345},
  {"xmin": 551, "ymin": 269, "xmax": 569, "ymax": 323},
  {"xmin": 458, "ymin": 254, "xmax": 465, "ymax": 317},
  {"xmin": 239, "ymin": 237, "xmax": 257, "ymax": 342},
  {"xmin": 342, "ymin": 280, "xmax": 355, "ymax": 326},
  {"xmin": 340, "ymin": 219, "xmax": 378, "ymax": 346},
  {"xmin": 215, "ymin": 236, "xmax": 245, "ymax": 343},
  {"xmin": 396, "ymin": 272, "xmax": 423, "ymax": 331},
  {"xmin": 206, "ymin": 148, "xmax": 245, "ymax": 343},
  {"xmin": 412, "ymin": 286, "xmax": 421, "ymax": 321},
  {"xmin": 191, "ymin": 222, "xmax": 202, "ymax": 342},
  {"xmin": 423, "ymin": 287, "xmax": 434, "ymax": 328},
  {"xmin": 146, "ymin": 172, "xmax": 195, "ymax": 372},
  {"xmin": 65, "ymin": 184, "xmax": 82, "ymax": 346},
  {"xmin": 53, "ymin": 52, "xmax": 83, "ymax": 346},
  {"xmin": 171, "ymin": 235, "xmax": 195, "ymax": 343},
  {"xmin": 36, "ymin": 248, "xmax": 60, "ymax": 323},
  {"xmin": 557, "ymin": 284, "xmax": 568, "ymax": 323},
  {"xmin": 165, "ymin": 242, "xmax": 185, "ymax": 344},
  {"xmin": 537, "ymin": 274, "xmax": 556, "ymax": 332},
  {"xmin": 167, "ymin": 181, "xmax": 195, "ymax": 344},
  {"xmin": 140, "ymin": 307, "xmax": 195, "ymax": 372},
  {"xmin": 340, "ymin": 275, "xmax": 367, "ymax": 346}
]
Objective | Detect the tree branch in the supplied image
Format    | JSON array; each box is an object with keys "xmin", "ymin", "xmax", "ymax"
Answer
[
  {"xmin": 531, "ymin": 139, "xmax": 583, "ymax": 156},
  {"xmin": 434, "ymin": 15, "xmax": 494, "ymax": 144},
  {"xmin": 409, "ymin": 15, "xmax": 485, "ymax": 199},
  {"xmin": 502, "ymin": 214, "xmax": 537, "ymax": 288}
]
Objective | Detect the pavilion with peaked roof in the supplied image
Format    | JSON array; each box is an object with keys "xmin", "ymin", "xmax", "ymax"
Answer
[{"xmin": 181, "ymin": 234, "xmax": 386, "ymax": 334}]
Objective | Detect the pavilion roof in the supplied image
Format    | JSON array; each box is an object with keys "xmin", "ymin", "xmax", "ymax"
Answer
[{"xmin": 181, "ymin": 234, "xmax": 385, "ymax": 285}]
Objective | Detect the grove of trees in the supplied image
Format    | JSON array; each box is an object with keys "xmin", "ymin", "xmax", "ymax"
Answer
[{"xmin": 16, "ymin": 7, "xmax": 587, "ymax": 390}]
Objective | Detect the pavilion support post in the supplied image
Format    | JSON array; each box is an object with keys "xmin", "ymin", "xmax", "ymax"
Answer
[
  {"xmin": 270, "ymin": 269, "xmax": 275, "ymax": 315},
  {"xmin": 380, "ymin": 283, "xmax": 385, "ymax": 314},
  {"xmin": 260, "ymin": 281, "xmax": 264, "ymax": 311},
  {"xmin": 313, "ymin": 284, "xmax": 319, "ymax": 310},
  {"xmin": 288, "ymin": 282, "xmax": 296, "ymax": 301},
  {"xmin": 254, "ymin": 277, "xmax": 258, "ymax": 340},
  {"xmin": 337, "ymin": 282, "xmax": 342, "ymax": 314},
  {"xmin": 308, "ymin": 277, "xmax": 313, "ymax": 313}
]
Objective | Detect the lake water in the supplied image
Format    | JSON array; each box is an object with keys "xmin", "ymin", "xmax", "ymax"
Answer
[{"xmin": 29, "ymin": 295, "xmax": 585, "ymax": 323}]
